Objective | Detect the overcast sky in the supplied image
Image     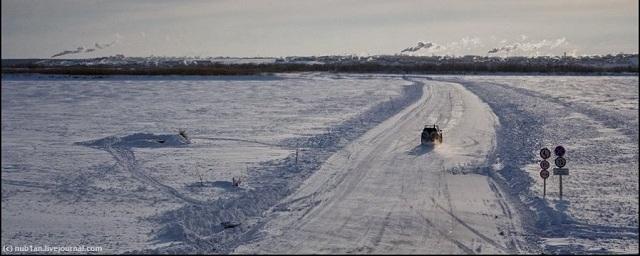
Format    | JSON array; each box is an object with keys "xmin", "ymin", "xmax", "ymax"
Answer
[{"xmin": 2, "ymin": 0, "xmax": 638, "ymax": 58}]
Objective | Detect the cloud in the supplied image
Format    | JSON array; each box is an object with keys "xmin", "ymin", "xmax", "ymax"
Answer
[
  {"xmin": 569, "ymin": 48, "xmax": 579, "ymax": 57},
  {"xmin": 460, "ymin": 37, "xmax": 482, "ymax": 50},
  {"xmin": 550, "ymin": 37, "xmax": 567, "ymax": 49}
]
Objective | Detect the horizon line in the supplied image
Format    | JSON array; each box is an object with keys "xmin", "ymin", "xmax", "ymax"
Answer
[{"xmin": 3, "ymin": 52, "xmax": 639, "ymax": 60}]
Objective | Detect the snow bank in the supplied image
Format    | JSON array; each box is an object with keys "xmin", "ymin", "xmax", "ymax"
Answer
[{"xmin": 445, "ymin": 76, "xmax": 638, "ymax": 254}]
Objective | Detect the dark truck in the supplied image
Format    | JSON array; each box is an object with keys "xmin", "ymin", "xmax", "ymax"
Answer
[{"xmin": 421, "ymin": 124, "xmax": 443, "ymax": 145}]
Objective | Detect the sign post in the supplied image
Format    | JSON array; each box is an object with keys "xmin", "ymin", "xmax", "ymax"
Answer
[
  {"xmin": 538, "ymin": 148, "xmax": 551, "ymax": 199},
  {"xmin": 553, "ymin": 146, "xmax": 568, "ymax": 200},
  {"xmin": 559, "ymin": 174, "xmax": 562, "ymax": 200},
  {"xmin": 539, "ymin": 146, "xmax": 569, "ymax": 200},
  {"xmin": 540, "ymin": 169, "xmax": 550, "ymax": 198}
]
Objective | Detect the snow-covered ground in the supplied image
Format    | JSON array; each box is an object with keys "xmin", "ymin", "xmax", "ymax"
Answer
[
  {"xmin": 1, "ymin": 73, "xmax": 417, "ymax": 253},
  {"xmin": 441, "ymin": 75, "xmax": 639, "ymax": 254},
  {"xmin": 2, "ymin": 73, "xmax": 637, "ymax": 254}
]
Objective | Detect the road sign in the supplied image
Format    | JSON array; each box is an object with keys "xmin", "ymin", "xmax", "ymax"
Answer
[
  {"xmin": 555, "ymin": 157, "xmax": 566, "ymax": 168},
  {"xmin": 540, "ymin": 169, "xmax": 550, "ymax": 179},
  {"xmin": 540, "ymin": 148, "xmax": 551, "ymax": 159},
  {"xmin": 540, "ymin": 160, "xmax": 550, "ymax": 170},
  {"xmin": 540, "ymin": 145, "xmax": 569, "ymax": 200},
  {"xmin": 553, "ymin": 167, "xmax": 569, "ymax": 200},
  {"xmin": 553, "ymin": 168, "xmax": 569, "ymax": 175}
]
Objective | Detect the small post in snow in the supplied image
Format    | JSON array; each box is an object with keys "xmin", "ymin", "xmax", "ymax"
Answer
[
  {"xmin": 295, "ymin": 148, "xmax": 299, "ymax": 167},
  {"xmin": 389, "ymin": 96, "xmax": 394, "ymax": 111}
]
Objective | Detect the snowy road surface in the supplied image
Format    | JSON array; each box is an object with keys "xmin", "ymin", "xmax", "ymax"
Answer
[{"xmin": 235, "ymin": 79, "xmax": 526, "ymax": 254}]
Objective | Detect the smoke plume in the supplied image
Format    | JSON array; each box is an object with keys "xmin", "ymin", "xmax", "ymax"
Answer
[
  {"xmin": 401, "ymin": 41, "xmax": 441, "ymax": 53},
  {"xmin": 487, "ymin": 37, "xmax": 568, "ymax": 55},
  {"xmin": 51, "ymin": 40, "xmax": 118, "ymax": 58},
  {"xmin": 487, "ymin": 44, "xmax": 518, "ymax": 54}
]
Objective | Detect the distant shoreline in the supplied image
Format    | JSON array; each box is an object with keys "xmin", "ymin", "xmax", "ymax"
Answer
[
  {"xmin": 2, "ymin": 72, "xmax": 637, "ymax": 81},
  {"xmin": 2, "ymin": 55, "xmax": 638, "ymax": 76},
  {"xmin": 2, "ymin": 64, "xmax": 639, "ymax": 77},
  {"xmin": 2, "ymin": 67, "xmax": 637, "ymax": 77}
]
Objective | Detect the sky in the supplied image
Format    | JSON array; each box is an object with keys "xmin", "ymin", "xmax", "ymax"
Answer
[{"xmin": 1, "ymin": 0, "xmax": 638, "ymax": 58}]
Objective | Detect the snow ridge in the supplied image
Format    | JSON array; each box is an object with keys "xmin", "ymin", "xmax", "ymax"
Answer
[{"xmin": 450, "ymin": 78, "xmax": 638, "ymax": 254}]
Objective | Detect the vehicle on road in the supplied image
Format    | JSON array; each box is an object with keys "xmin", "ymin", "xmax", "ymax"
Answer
[{"xmin": 421, "ymin": 124, "xmax": 443, "ymax": 145}]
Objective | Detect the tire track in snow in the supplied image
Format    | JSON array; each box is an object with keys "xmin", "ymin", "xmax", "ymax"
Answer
[
  {"xmin": 1, "ymin": 179, "xmax": 55, "ymax": 189},
  {"xmin": 430, "ymin": 197, "xmax": 513, "ymax": 253},
  {"xmin": 98, "ymin": 142, "xmax": 208, "ymax": 205},
  {"xmin": 304, "ymin": 79, "xmax": 427, "ymax": 227},
  {"xmin": 191, "ymin": 136, "xmax": 284, "ymax": 148},
  {"xmin": 487, "ymin": 178, "xmax": 523, "ymax": 253},
  {"xmin": 278, "ymin": 78, "xmax": 429, "ymax": 232},
  {"xmin": 402, "ymin": 197, "xmax": 476, "ymax": 254}
]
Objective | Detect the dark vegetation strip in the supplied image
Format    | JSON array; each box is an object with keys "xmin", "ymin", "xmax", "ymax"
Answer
[{"xmin": 3, "ymin": 62, "xmax": 638, "ymax": 76}]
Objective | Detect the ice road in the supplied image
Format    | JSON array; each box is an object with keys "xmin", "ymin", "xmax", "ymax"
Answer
[{"xmin": 235, "ymin": 79, "xmax": 527, "ymax": 254}]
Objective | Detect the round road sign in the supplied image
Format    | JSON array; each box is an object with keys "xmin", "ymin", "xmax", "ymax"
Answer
[
  {"xmin": 540, "ymin": 148, "xmax": 551, "ymax": 159},
  {"xmin": 555, "ymin": 157, "xmax": 566, "ymax": 168},
  {"xmin": 554, "ymin": 146, "xmax": 566, "ymax": 157},
  {"xmin": 540, "ymin": 160, "xmax": 550, "ymax": 170},
  {"xmin": 540, "ymin": 169, "xmax": 550, "ymax": 179}
]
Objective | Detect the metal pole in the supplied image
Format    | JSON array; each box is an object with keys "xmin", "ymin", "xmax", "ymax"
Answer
[
  {"xmin": 543, "ymin": 179, "xmax": 546, "ymax": 199},
  {"xmin": 559, "ymin": 175, "xmax": 563, "ymax": 200}
]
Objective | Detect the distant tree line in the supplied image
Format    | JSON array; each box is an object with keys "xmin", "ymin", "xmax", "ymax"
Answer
[{"xmin": 2, "ymin": 62, "xmax": 637, "ymax": 76}]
